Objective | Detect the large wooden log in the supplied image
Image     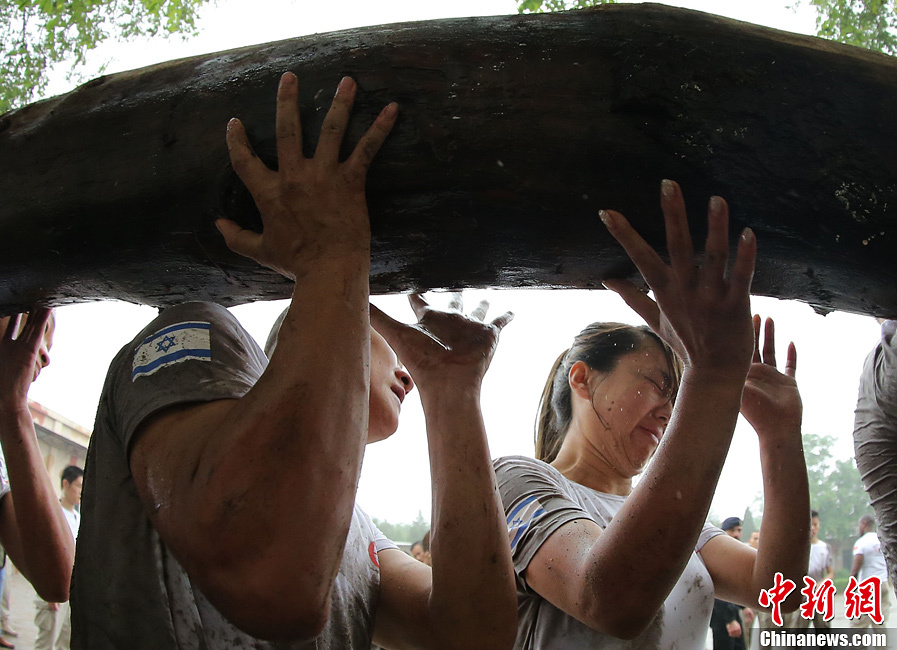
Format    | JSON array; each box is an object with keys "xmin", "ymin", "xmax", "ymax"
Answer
[{"xmin": 1, "ymin": 3, "xmax": 895, "ymax": 315}]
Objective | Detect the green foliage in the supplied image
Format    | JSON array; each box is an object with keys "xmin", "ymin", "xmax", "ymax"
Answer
[
  {"xmin": 371, "ymin": 511, "xmax": 430, "ymax": 545},
  {"xmin": 515, "ymin": 0, "xmax": 896, "ymax": 56},
  {"xmin": 0, "ymin": 0, "xmax": 212, "ymax": 114},
  {"xmin": 808, "ymin": 0, "xmax": 897, "ymax": 54},
  {"xmin": 803, "ymin": 433, "xmax": 871, "ymax": 547},
  {"xmin": 517, "ymin": 0, "xmax": 615, "ymax": 14},
  {"xmin": 750, "ymin": 433, "xmax": 870, "ymax": 550}
]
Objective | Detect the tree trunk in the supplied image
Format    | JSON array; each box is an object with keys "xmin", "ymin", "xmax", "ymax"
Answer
[{"xmin": 1, "ymin": 3, "xmax": 895, "ymax": 315}]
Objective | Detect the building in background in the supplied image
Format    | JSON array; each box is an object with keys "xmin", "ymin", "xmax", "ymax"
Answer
[{"xmin": 28, "ymin": 401, "xmax": 88, "ymax": 480}]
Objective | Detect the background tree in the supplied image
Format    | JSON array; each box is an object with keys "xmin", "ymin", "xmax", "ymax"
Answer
[
  {"xmin": 752, "ymin": 433, "xmax": 871, "ymax": 574},
  {"xmin": 804, "ymin": 433, "xmax": 871, "ymax": 542},
  {"xmin": 810, "ymin": 0, "xmax": 897, "ymax": 54},
  {"xmin": 516, "ymin": 0, "xmax": 897, "ymax": 56},
  {"xmin": 371, "ymin": 511, "xmax": 430, "ymax": 547},
  {"xmin": 0, "ymin": 0, "xmax": 212, "ymax": 114}
]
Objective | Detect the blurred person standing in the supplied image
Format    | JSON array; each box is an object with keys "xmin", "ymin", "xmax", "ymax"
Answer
[
  {"xmin": 850, "ymin": 514, "xmax": 890, "ymax": 630},
  {"xmin": 34, "ymin": 466, "xmax": 82, "ymax": 650},
  {"xmin": 710, "ymin": 517, "xmax": 746, "ymax": 650},
  {"xmin": 791, "ymin": 510, "xmax": 833, "ymax": 630}
]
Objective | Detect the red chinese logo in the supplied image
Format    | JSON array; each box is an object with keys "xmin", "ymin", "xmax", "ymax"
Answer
[
  {"xmin": 844, "ymin": 575, "xmax": 883, "ymax": 624},
  {"xmin": 758, "ymin": 572, "xmax": 797, "ymax": 626},
  {"xmin": 799, "ymin": 577, "xmax": 835, "ymax": 622}
]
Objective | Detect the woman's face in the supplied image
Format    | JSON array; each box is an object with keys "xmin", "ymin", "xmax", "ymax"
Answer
[
  {"xmin": 580, "ymin": 342, "xmax": 674, "ymax": 475},
  {"xmin": 367, "ymin": 328, "xmax": 414, "ymax": 444}
]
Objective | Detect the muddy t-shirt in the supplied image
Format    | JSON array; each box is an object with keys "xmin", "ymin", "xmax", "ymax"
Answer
[
  {"xmin": 854, "ymin": 320, "xmax": 897, "ymax": 591},
  {"xmin": 72, "ymin": 302, "xmax": 394, "ymax": 649},
  {"xmin": 495, "ymin": 455, "xmax": 722, "ymax": 650}
]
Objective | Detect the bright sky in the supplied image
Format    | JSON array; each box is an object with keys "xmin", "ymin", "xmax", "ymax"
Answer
[{"xmin": 26, "ymin": 0, "xmax": 883, "ymax": 528}]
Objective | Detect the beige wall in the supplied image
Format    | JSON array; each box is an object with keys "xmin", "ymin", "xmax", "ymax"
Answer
[{"xmin": 28, "ymin": 401, "xmax": 89, "ymax": 492}]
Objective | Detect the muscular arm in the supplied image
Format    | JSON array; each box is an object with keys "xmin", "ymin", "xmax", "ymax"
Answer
[
  {"xmin": 130, "ymin": 261, "xmax": 370, "ymax": 639},
  {"xmin": 371, "ymin": 298, "xmax": 517, "ymax": 650},
  {"xmin": 128, "ymin": 73, "xmax": 397, "ymax": 641}
]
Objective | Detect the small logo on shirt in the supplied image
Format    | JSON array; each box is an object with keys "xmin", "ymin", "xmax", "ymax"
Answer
[
  {"xmin": 506, "ymin": 495, "xmax": 545, "ymax": 552},
  {"xmin": 132, "ymin": 321, "xmax": 212, "ymax": 381},
  {"xmin": 368, "ymin": 541, "xmax": 380, "ymax": 568}
]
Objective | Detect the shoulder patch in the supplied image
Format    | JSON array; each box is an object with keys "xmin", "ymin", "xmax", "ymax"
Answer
[
  {"xmin": 507, "ymin": 495, "xmax": 545, "ymax": 552},
  {"xmin": 132, "ymin": 321, "xmax": 212, "ymax": 381}
]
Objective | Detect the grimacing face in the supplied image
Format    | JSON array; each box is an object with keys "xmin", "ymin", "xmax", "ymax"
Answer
[{"xmin": 579, "ymin": 343, "xmax": 674, "ymax": 475}]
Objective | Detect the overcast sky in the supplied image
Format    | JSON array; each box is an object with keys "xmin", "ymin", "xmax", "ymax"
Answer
[{"xmin": 25, "ymin": 0, "xmax": 883, "ymax": 529}]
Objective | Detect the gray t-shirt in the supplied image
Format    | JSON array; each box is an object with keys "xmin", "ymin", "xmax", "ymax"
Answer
[
  {"xmin": 72, "ymin": 302, "xmax": 395, "ymax": 649},
  {"xmin": 495, "ymin": 455, "xmax": 722, "ymax": 650},
  {"xmin": 854, "ymin": 319, "xmax": 897, "ymax": 593}
]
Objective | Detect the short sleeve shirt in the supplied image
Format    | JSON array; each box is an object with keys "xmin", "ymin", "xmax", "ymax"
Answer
[
  {"xmin": 495, "ymin": 455, "xmax": 722, "ymax": 650},
  {"xmin": 71, "ymin": 302, "xmax": 395, "ymax": 649},
  {"xmin": 808, "ymin": 540, "xmax": 832, "ymax": 581},
  {"xmin": 853, "ymin": 531, "xmax": 888, "ymax": 583}
]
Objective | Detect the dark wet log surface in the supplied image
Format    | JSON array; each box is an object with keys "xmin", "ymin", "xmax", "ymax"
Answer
[{"xmin": 1, "ymin": 3, "xmax": 896, "ymax": 315}]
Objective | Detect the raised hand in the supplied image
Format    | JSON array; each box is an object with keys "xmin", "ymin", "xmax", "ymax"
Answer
[
  {"xmin": 0, "ymin": 308, "xmax": 53, "ymax": 407},
  {"xmin": 370, "ymin": 293, "xmax": 513, "ymax": 389},
  {"xmin": 217, "ymin": 72, "xmax": 398, "ymax": 279},
  {"xmin": 601, "ymin": 179, "xmax": 756, "ymax": 381},
  {"xmin": 741, "ymin": 315, "xmax": 802, "ymax": 437}
]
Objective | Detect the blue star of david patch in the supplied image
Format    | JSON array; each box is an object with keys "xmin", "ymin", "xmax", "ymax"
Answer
[{"xmin": 156, "ymin": 335, "xmax": 177, "ymax": 353}]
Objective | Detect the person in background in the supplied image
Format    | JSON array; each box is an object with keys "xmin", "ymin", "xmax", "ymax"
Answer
[
  {"xmin": 0, "ymin": 309, "xmax": 76, "ymax": 650},
  {"xmin": 71, "ymin": 73, "xmax": 517, "ymax": 649},
  {"xmin": 409, "ymin": 541, "xmax": 425, "ymax": 563},
  {"xmin": 34, "ymin": 465, "xmax": 82, "ymax": 650},
  {"xmin": 710, "ymin": 517, "xmax": 746, "ymax": 649},
  {"xmin": 850, "ymin": 514, "xmax": 890, "ymax": 630},
  {"xmin": 790, "ymin": 510, "xmax": 833, "ymax": 630},
  {"xmin": 747, "ymin": 531, "xmax": 760, "ymax": 550},
  {"xmin": 495, "ymin": 181, "xmax": 809, "ymax": 649}
]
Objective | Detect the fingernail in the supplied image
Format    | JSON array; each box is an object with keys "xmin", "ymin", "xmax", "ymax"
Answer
[
  {"xmin": 335, "ymin": 76, "xmax": 353, "ymax": 97},
  {"xmin": 709, "ymin": 195, "xmax": 723, "ymax": 212},
  {"xmin": 741, "ymin": 227, "xmax": 755, "ymax": 243},
  {"xmin": 382, "ymin": 102, "xmax": 398, "ymax": 119},
  {"xmin": 599, "ymin": 210, "xmax": 615, "ymax": 229},
  {"xmin": 279, "ymin": 72, "xmax": 296, "ymax": 88},
  {"xmin": 226, "ymin": 118, "xmax": 239, "ymax": 131},
  {"xmin": 661, "ymin": 179, "xmax": 675, "ymax": 197}
]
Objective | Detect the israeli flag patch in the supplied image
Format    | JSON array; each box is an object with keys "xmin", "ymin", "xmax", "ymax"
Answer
[
  {"xmin": 132, "ymin": 321, "xmax": 212, "ymax": 381},
  {"xmin": 507, "ymin": 495, "xmax": 545, "ymax": 552}
]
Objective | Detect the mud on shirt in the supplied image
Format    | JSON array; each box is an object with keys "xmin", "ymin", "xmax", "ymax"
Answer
[
  {"xmin": 495, "ymin": 455, "xmax": 723, "ymax": 650},
  {"xmin": 72, "ymin": 302, "xmax": 395, "ymax": 649}
]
